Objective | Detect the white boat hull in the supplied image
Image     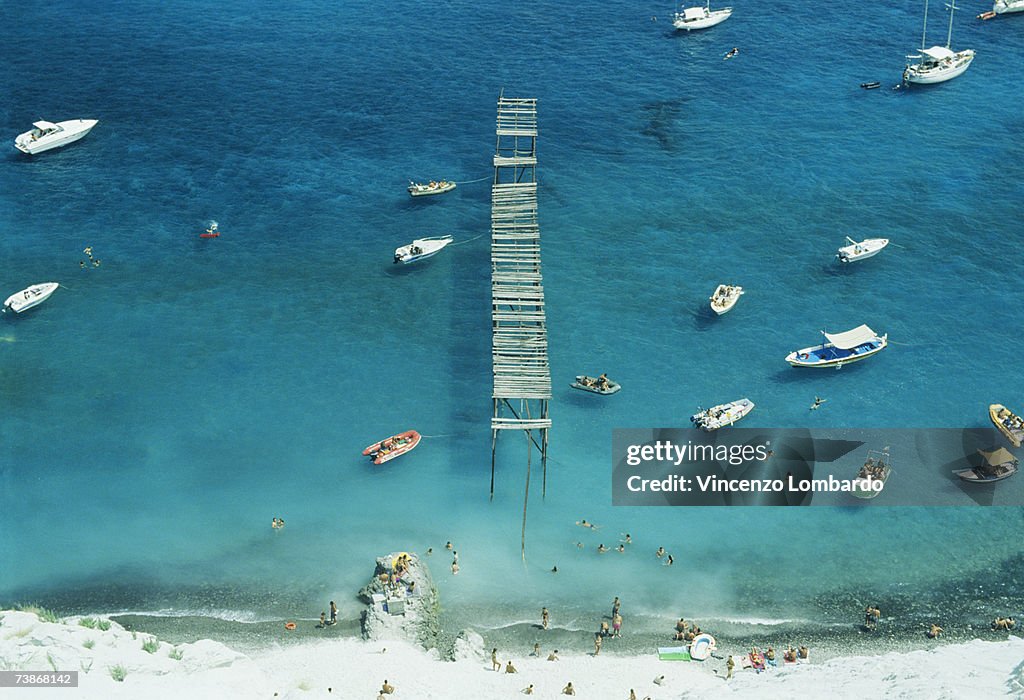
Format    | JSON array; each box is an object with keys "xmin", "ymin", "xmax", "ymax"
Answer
[
  {"xmin": 673, "ymin": 7, "xmax": 732, "ymax": 30},
  {"xmin": 994, "ymin": 0, "xmax": 1024, "ymax": 14},
  {"xmin": 710, "ymin": 284, "xmax": 743, "ymax": 315},
  {"xmin": 837, "ymin": 238, "xmax": 889, "ymax": 263},
  {"xmin": 691, "ymin": 398, "xmax": 754, "ymax": 431},
  {"xmin": 394, "ymin": 235, "xmax": 454, "ymax": 264},
  {"xmin": 4, "ymin": 282, "xmax": 59, "ymax": 313},
  {"xmin": 14, "ymin": 119, "xmax": 98, "ymax": 155},
  {"xmin": 904, "ymin": 51, "xmax": 975, "ymax": 84}
]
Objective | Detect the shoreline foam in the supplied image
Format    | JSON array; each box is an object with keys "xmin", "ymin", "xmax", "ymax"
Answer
[{"xmin": 3, "ymin": 610, "xmax": 1023, "ymax": 699}]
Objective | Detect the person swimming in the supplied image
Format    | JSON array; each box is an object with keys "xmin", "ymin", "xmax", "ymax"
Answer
[{"xmin": 810, "ymin": 396, "xmax": 827, "ymax": 410}]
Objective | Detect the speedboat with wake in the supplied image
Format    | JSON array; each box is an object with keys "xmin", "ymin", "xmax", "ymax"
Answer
[
  {"xmin": 394, "ymin": 235, "xmax": 453, "ymax": 264},
  {"xmin": 786, "ymin": 325, "xmax": 887, "ymax": 368},
  {"xmin": 691, "ymin": 398, "xmax": 754, "ymax": 431},
  {"xmin": 363, "ymin": 430, "xmax": 421, "ymax": 465},
  {"xmin": 4, "ymin": 282, "xmax": 59, "ymax": 314},
  {"xmin": 14, "ymin": 119, "xmax": 98, "ymax": 154}
]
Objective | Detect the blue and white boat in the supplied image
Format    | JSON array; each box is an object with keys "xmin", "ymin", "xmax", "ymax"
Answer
[
  {"xmin": 393, "ymin": 235, "xmax": 454, "ymax": 264},
  {"xmin": 785, "ymin": 325, "xmax": 887, "ymax": 368}
]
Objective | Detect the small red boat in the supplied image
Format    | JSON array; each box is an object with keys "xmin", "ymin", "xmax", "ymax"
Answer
[
  {"xmin": 362, "ymin": 430, "xmax": 421, "ymax": 465},
  {"xmin": 199, "ymin": 232, "xmax": 219, "ymax": 238},
  {"xmin": 200, "ymin": 222, "xmax": 221, "ymax": 238}
]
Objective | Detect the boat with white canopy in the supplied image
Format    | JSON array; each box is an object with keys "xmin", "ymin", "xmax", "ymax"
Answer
[
  {"xmin": 673, "ymin": 2, "xmax": 733, "ymax": 30},
  {"xmin": 709, "ymin": 284, "xmax": 743, "ymax": 315},
  {"xmin": 786, "ymin": 325, "xmax": 888, "ymax": 368},
  {"xmin": 837, "ymin": 237, "xmax": 889, "ymax": 263},
  {"xmin": 954, "ymin": 448, "xmax": 1018, "ymax": 483},
  {"xmin": 14, "ymin": 119, "xmax": 98, "ymax": 155},
  {"xmin": 393, "ymin": 235, "xmax": 454, "ymax": 264},
  {"xmin": 903, "ymin": 0, "xmax": 974, "ymax": 85}
]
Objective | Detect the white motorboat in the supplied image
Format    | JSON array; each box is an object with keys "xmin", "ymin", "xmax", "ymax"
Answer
[
  {"xmin": 837, "ymin": 236, "xmax": 889, "ymax": 263},
  {"xmin": 673, "ymin": 1, "xmax": 733, "ymax": 30},
  {"xmin": 407, "ymin": 180, "xmax": 456, "ymax": 197},
  {"xmin": 14, "ymin": 119, "xmax": 98, "ymax": 155},
  {"xmin": 903, "ymin": 0, "xmax": 974, "ymax": 84},
  {"xmin": 691, "ymin": 398, "xmax": 754, "ymax": 431},
  {"xmin": 709, "ymin": 284, "xmax": 743, "ymax": 315},
  {"xmin": 4, "ymin": 282, "xmax": 59, "ymax": 313},
  {"xmin": 994, "ymin": 0, "xmax": 1024, "ymax": 14},
  {"xmin": 853, "ymin": 449, "xmax": 893, "ymax": 499},
  {"xmin": 786, "ymin": 325, "xmax": 888, "ymax": 368},
  {"xmin": 394, "ymin": 235, "xmax": 454, "ymax": 264}
]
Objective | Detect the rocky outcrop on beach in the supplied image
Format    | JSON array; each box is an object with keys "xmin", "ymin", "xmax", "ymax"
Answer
[{"xmin": 358, "ymin": 551, "xmax": 440, "ymax": 651}]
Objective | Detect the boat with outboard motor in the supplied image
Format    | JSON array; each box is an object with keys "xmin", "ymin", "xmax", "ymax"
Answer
[
  {"xmin": 954, "ymin": 448, "xmax": 1018, "ymax": 483},
  {"xmin": 837, "ymin": 236, "xmax": 889, "ymax": 263},
  {"xmin": 786, "ymin": 325, "xmax": 887, "ymax": 368},
  {"xmin": 408, "ymin": 180, "xmax": 456, "ymax": 197},
  {"xmin": 709, "ymin": 284, "xmax": 743, "ymax": 315},
  {"xmin": 691, "ymin": 398, "xmax": 754, "ymax": 431},
  {"xmin": 571, "ymin": 374, "xmax": 620, "ymax": 395},
  {"xmin": 363, "ymin": 430, "xmax": 421, "ymax": 465},
  {"xmin": 853, "ymin": 449, "xmax": 893, "ymax": 499},
  {"xmin": 989, "ymin": 404, "xmax": 1024, "ymax": 447},
  {"xmin": 4, "ymin": 282, "xmax": 59, "ymax": 314},
  {"xmin": 394, "ymin": 235, "xmax": 454, "ymax": 264}
]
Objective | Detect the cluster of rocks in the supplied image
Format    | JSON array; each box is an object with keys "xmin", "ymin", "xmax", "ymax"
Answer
[{"xmin": 358, "ymin": 552, "xmax": 441, "ymax": 651}]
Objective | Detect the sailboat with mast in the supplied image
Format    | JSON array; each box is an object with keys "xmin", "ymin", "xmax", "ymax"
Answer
[{"xmin": 903, "ymin": 0, "xmax": 974, "ymax": 84}]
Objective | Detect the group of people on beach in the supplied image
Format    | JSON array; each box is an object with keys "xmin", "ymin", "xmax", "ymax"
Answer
[{"xmin": 316, "ymin": 601, "xmax": 338, "ymax": 628}]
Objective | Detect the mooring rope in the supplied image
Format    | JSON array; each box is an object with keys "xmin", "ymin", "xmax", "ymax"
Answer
[{"xmin": 453, "ymin": 175, "xmax": 491, "ymax": 185}]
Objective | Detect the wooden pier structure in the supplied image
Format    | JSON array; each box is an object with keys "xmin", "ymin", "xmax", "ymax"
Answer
[{"xmin": 489, "ymin": 96, "xmax": 551, "ymax": 555}]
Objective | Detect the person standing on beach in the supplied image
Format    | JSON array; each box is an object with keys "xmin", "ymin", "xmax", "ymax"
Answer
[
  {"xmin": 329, "ymin": 601, "xmax": 337, "ymax": 625},
  {"xmin": 492, "ymin": 648, "xmax": 501, "ymax": 671},
  {"xmin": 726, "ymin": 655, "xmax": 735, "ymax": 679},
  {"xmin": 613, "ymin": 612, "xmax": 623, "ymax": 637},
  {"xmin": 531, "ymin": 642, "xmax": 540, "ymax": 656},
  {"xmin": 612, "ymin": 597, "xmax": 620, "ymax": 618},
  {"xmin": 594, "ymin": 633, "xmax": 602, "ymax": 655},
  {"xmin": 542, "ymin": 607, "xmax": 550, "ymax": 630}
]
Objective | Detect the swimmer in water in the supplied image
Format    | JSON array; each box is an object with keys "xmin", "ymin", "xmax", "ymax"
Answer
[{"xmin": 810, "ymin": 396, "xmax": 827, "ymax": 410}]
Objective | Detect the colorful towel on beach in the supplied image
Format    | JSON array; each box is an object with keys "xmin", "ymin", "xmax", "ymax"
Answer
[{"xmin": 657, "ymin": 647, "xmax": 692, "ymax": 661}]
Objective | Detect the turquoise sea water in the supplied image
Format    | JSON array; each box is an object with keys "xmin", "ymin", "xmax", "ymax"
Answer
[{"xmin": 2, "ymin": 0, "xmax": 1024, "ymax": 636}]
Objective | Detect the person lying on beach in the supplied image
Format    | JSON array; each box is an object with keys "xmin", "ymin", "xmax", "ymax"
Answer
[{"xmin": 653, "ymin": 674, "xmax": 665, "ymax": 685}]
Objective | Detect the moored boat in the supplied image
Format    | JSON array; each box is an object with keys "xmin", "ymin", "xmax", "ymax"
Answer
[
  {"xmin": 3, "ymin": 282, "xmax": 59, "ymax": 314},
  {"xmin": 785, "ymin": 325, "xmax": 887, "ymax": 368},
  {"xmin": 709, "ymin": 284, "xmax": 743, "ymax": 315},
  {"xmin": 408, "ymin": 180, "xmax": 456, "ymax": 197},
  {"xmin": 903, "ymin": 0, "xmax": 974, "ymax": 85},
  {"xmin": 673, "ymin": 1, "xmax": 733, "ymax": 30},
  {"xmin": 394, "ymin": 235, "xmax": 454, "ymax": 264},
  {"xmin": 14, "ymin": 119, "xmax": 98, "ymax": 155},
  {"xmin": 853, "ymin": 449, "xmax": 893, "ymax": 499},
  {"xmin": 993, "ymin": 0, "xmax": 1024, "ymax": 14},
  {"xmin": 837, "ymin": 236, "xmax": 889, "ymax": 263},
  {"xmin": 691, "ymin": 398, "xmax": 754, "ymax": 431},
  {"xmin": 954, "ymin": 448, "xmax": 1018, "ymax": 483},
  {"xmin": 571, "ymin": 374, "xmax": 620, "ymax": 395},
  {"xmin": 989, "ymin": 404, "xmax": 1024, "ymax": 447},
  {"xmin": 362, "ymin": 430, "xmax": 421, "ymax": 465}
]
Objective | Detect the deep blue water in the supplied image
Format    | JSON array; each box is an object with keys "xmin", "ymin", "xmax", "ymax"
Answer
[{"xmin": 2, "ymin": 0, "xmax": 1023, "ymax": 631}]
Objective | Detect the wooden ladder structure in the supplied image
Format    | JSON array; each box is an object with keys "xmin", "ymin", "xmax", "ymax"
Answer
[{"xmin": 489, "ymin": 95, "xmax": 551, "ymax": 558}]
